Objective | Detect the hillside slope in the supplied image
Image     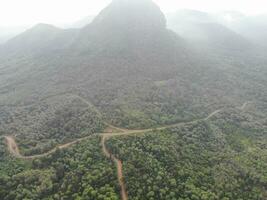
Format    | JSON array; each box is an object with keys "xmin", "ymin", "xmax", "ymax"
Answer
[{"xmin": 0, "ymin": 0, "xmax": 266, "ymax": 154}]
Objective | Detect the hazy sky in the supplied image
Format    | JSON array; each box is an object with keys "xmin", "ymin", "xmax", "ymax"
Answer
[{"xmin": 1, "ymin": 0, "xmax": 267, "ymax": 27}]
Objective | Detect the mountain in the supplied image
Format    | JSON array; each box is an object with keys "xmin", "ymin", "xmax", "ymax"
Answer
[
  {"xmin": 167, "ymin": 9, "xmax": 216, "ymax": 24},
  {"xmin": 2, "ymin": 24, "xmax": 79, "ymax": 57},
  {"xmin": 215, "ymin": 11, "xmax": 246, "ymax": 24},
  {"xmin": 64, "ymin": 15, "xmax": 95, "ymax": 28},
  {"xmin": 72, "ymin": 0, "xmax": 176, "ymax": 57},
  {"xmin": 0, "ymin": 26, "xmax": 28, "ymax": 44},
  {"xmin": 0, "ymin": 0, "xmax": 265, "ymax": 128},
  {"xmin": 167, "ymin": 9, "xmax": 253, "ymax": 55},
  {"xmin": 0, "ymin": 1, "xmax": 267, "ymax": 199},
  {"xmin": 0, "ymin": 1, "xmax": 265, "ymax": 143},
  {"xmin": 212, "ymin": 11, "xmax": 267, "ymax": 50},
  {"xmin": 0, "ymin": 0, "xmax": 200, "ymax": 122},
  {"xmin": 230, "ymin": 14, "xmax": 267, "ymax": 47}
]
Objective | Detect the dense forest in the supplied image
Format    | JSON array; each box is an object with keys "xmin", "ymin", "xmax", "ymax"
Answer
[
  {"xmin": 106, "ymin": 112, "xmax": 267, "ymax": 200},
  {"xmin": 0, "ymin": 94, "xmax": 106, "ymax": 156},
  {"xmin": 1, "ymin": 105, "xmax": 266, "ymax": 199},
  {"xmin": 0, "ymin": 136, "xmax": 120, "ymax": 200},
  {"xmin": 0, "ymin": 0, "xmax": 267, "ymax": 199}
]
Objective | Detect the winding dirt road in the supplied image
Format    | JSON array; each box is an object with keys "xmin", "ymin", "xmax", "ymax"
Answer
[
  {"xmin": 3, "ymin": 106, "xmax": 223, "ymax": 200},
  {"xmin": 4, "ymin": 101, "xmax": 250, "ymax": 200},
  {"xmin": 5, "ymin": 135, "xmax": 96, "ymax": 160}
]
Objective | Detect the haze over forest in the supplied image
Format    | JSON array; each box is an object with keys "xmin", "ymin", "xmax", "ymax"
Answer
[
  {"xmin": 0, "ymin": 0, "xmax": 266, "ymax": 200},
  {"xmin": 1, "ymin": 0, "xmax": 267, "ymax": 43}
]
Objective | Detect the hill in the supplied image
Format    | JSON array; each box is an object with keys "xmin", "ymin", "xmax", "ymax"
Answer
[
  {"xmin": 0, "ymin": 1, "xmax": 266, "ymax": 199},
  {"xmin": 0, "ymin": 0, "xmax": 266, "ymax": 141},
  {"xmin": 167, "ymin": 10, "xmax": 254, "ymax": 56},
  {"xmin": 217, "ymin": 12, "xmax": 267, "ymax": 48},
  {"xmin": 2, "ymin": 23, "xmax": 79, "ymax": 56}
]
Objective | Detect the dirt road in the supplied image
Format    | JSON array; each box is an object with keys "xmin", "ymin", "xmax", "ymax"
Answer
[
  {"xmin": 240, "ymin": 101, "xmax": 251, "ymax": 111},
  {"xmin": 101, "ymin": 136, "xmax": 128, "ymax": 200},
  {"xmin": 205, "ymin": 109, "xmax": 222, "ymax": 120},
  {"xmin": 5, "ymin": 136, "xmax": 23, "ymax": 158},
  {"xmin": 4, "ymin": 106, "xmax": 225, "ymax": 159},
  {"xmin": 6, "ymin": 102, "xmax": 250, "ymax": 200},
  {"xmin": 4, "ymin": 135, "xmax": 96, "ymax": 159}
]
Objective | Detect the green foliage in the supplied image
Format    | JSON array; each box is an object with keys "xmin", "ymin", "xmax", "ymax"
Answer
[
  {"xmin": 107, "ymin": 121, "xmax": 267, "ymax": 200},
  {"xmin": 0, "ymin": 95, "xmax": 106, "ymax": 156},
  {"xmin": 0, "ymin": 137, "xmax": 31, "ymax": 176},
  {"xmin": 0, "ymin": 1, "xmax": 267, "ymax": 199},
  {"xmin": 0, "ymin": 136, "xmax": 120, "ymax": 200},
  {"xmin": 99, "ymin": 83, "xmax": 209, "ymax": 129}
]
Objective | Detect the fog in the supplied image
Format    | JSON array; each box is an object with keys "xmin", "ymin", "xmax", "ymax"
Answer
[
  {"xmin": 0, "ymin": 0, "xmax": 267, "ymax": 198},
  {"xmin": 1, "ymin": 0, "xmax": 267, "ymax": 44},
  {"xmin": 1, "ymin": 0, "xmax": 267, "ymax": 27}
]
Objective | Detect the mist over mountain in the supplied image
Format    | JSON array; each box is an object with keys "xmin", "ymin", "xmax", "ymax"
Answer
[
  {"xmin": 2, "ymin": 24, "xmax": 80, "ymax": 56},
  {"xmin": 228, "ymin": 14, "xmax": 267, "ymax": 47},
  {"xmin": 0, "ymin": 1, "xmax": 267, "ymax": 199},
  {"xmin": 0, "ymin": 26, "xmax": 29, "ymax": 44},
  {"xmin": 0, "ymin": 0, "xmax": 266, "ymax": 120},
  {"xmin": 167, "ymin": 10, "xmax": 256, "ymax": 55},
  {"xmin": 72, "ymin": 0, "xmax": 173, "ymax": 56},
  {"xmin": 66, "ymin": 15, "xmax": 95, "ymax": 28},
  {"xmin": 0, "ymin": 0, "xmax": 266, "ymax": 127}
]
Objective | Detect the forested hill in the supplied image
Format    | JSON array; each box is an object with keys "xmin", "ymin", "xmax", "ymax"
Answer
[
  {"xmin": 0, "ymin": 0, "xmax": 266, "ymax": 139},
  {"xmin": 0, "ymin": 0, "xmax": 266, "ymax": 199}
]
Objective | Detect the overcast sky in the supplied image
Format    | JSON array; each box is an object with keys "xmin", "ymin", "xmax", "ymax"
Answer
[{"xmin": 1, "ymin": 0, "xmax": 267, "ymax": 27}]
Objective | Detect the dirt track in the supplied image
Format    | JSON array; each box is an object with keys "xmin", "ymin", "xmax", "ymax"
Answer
[
  {"xmin": 102, "ymin": 136, "xmax": 128, "ymax": 200},
  {"xmin": 4, "ymin": 101, "xmax": 249, "ymax": 200},
  {"xmin": 240, "ymin": 101, "xmax": 250, "ymax": 111},
  {"xmin": 4, "ymin": 106, "xmax": 224, "ymax": 200},
  {"xmin": 5, "ymin": 135, "xmax": 95, "ymax": 159}
]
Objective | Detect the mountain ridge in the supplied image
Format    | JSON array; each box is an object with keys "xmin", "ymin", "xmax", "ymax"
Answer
[{"xmin": 0, "ymin": 0, "xmax": 266, "ymax": 131}]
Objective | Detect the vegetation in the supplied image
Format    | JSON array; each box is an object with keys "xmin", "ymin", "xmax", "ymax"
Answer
[
  {"xmin": 0, "ymin": 0, "xmax": 266, "ymax": 199},
  {"xmin": 106, "ymin": 118, "xmax": 267, "ymax": 200},
  {"xmin": 0, "ymin": 136, "xmax": 120, "ymax": 200},
  {"xmin": 0, "ymin": 94, "xmax": 106, "ymax": 156},
  {"xmin": 0, "ymin": 137, "xmax": 31, "ymax": 176}
]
